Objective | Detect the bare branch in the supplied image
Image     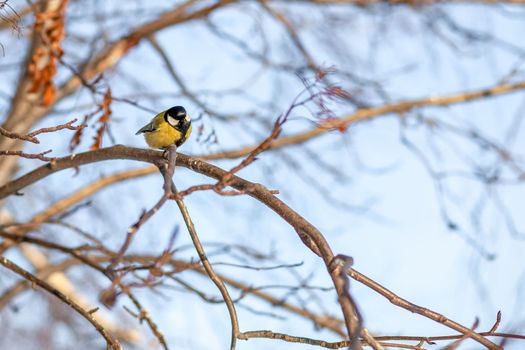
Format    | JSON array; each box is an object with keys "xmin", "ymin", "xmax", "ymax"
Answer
[
  {"xmin": 0, "ymin": 230, "xmax": 347, "ymax": 340},
  {"xmin": 122, "ymin": 292, "xmax": 170, "ymax": 350},
  {"xmin": 0, "ymin": 149, "xmax": 54, "ymax": 161},
  {"xmin": 239, "ymin": 330, "xmax": 351, "ymax": 349},
  {"xmin": 0, "ymin": 119, "xmax": 84, "ymax": 144},
  {"xmin": 206, "ymin": 79, "xmax": 525, "ymax": 160},
  {"xmin": 173, "ymin": 183, "xmax": 240, "ymax": 350},
  {"xmin": 0, "ymin": 256, "xmax": 122, "ymax": 350},
  {"xmin": 346, "ymin": 268, "xmax": 501, "ymax": 350}
]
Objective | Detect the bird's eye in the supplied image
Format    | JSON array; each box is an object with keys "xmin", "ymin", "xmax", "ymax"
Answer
[{"xmin": 167, "ymin": 115, "xmax": 177, "ymax": 126}]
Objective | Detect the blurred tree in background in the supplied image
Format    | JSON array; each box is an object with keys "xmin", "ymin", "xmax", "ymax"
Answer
[{"xmin": 0, "ymin": 0, "xmax": 524, "ymax": 349}]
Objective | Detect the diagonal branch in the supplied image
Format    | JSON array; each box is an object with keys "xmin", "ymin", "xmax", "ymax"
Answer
[
  {"xmin": 346, "ymin": 268, "xmax": 501, "ymax": 350},
  {"xmin": 205, "ymin": 79, "xmax": 525, "ymax": 160},
  {"xmin": 0, "ymin": 255, "xmax": 122, "ymax": 350}
]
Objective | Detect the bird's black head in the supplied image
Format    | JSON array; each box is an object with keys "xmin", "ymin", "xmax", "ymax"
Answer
[{"xmin": 165, "ymin": 106, "xmax": 189, "ymax": 127}]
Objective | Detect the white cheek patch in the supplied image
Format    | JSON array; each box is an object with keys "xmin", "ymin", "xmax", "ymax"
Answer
[{"xmin": 167, "ymin": 115, "xmax": 177, "ymax": 126}]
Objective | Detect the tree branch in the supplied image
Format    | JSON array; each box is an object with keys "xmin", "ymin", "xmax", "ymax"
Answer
[
  {"xmin": 346, "ymin": 268, "xmax": 501, "ymax": 350},
  {"xmin": 205, "ymin": 79, "xmax": 525, "ymax": 160},
  {"xmin": 173, "ymin": 183, "xmax": 240, "ymax": 350},
  {"xmin": 0, "ymin": 255, "xmax": 122, "ymax": 350}
]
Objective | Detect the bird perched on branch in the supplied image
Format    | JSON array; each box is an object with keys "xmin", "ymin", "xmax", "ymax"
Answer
[{"xmin": 135, "ymin": 106, "xmax": 192, "ymax": 149}]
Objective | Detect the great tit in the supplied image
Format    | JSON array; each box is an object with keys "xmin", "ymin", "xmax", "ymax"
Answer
[{"xmin": 135, "ymin": 106, "xmax": 192, "ymax": 149}]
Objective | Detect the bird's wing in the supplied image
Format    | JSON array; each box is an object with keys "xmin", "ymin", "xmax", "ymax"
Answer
[{"xmin": 135, "ymin": 122, "xmax": 156, "ymax": 135}]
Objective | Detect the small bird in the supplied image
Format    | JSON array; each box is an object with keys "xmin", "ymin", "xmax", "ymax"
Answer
[{"xmin": 136, "ymin": 106, "xmax": 192, "ymax": 149}]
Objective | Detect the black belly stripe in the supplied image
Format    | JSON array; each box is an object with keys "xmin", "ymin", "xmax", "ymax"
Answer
[
  {"xmin": 175, "ymin": 122, "xmax": 191, "ymax": 146},
  {"xmin": 175, "ymin": 136, "xmax": 186, "ymax": 147}
]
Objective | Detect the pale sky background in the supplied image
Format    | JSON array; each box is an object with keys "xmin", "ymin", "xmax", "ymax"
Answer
[{"xmin": 1, "ymin": 1, "xmax": 525, "ymax": 349}]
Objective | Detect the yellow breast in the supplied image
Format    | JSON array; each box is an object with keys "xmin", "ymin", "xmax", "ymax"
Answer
[{"xmin": 144, "ymin": 122, "xmax": 183, "ymax": 149}]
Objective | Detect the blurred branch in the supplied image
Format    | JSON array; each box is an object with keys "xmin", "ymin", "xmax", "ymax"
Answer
[
  {"xmin": 260, "ymin": 0, "xmax": 318, "ymax": 71},
  {"xmin": 1, "ymin": 77, "xmax": 521, "ymax": 211},
  {"xmin": 1, "ymin": 3, "xmax": 524, "ymax": 186},
  {"xmin": 0, "ymin": 167, "xmax": 153, "ymax": 256},
  {"xmin": 31, "ymin": 167, "xmax": 154, "ymax": 223},
  {"xmin": 0, "ymin": 229, "xmax": 347, "ymax": 339},
  {"xmin": 0, "ymin": 230, "xmax": 168, "ymax": 349},
  {"xmin": 0, "ymin": 211, "xmax": 142, "ymax": 345},
  {"xmin": 0, "ymin": 0, "xmax": 25, "ymax": 32},
  {"xmin": 147, "ymin": 35, "xmax": 225, "ymax": 119},
  {"xmin": 0, "ymin": 119, "xmax": 85, "ymax": 161},
  {"xmin": 0, "ymin": 0, "xmax": 69, "ymax": 183},
  {"xmin": 0, "ymin": 255, "xmax": 122, "ymax": 350},
  {"xmin": 55, "ymin": 0, "xmax": 237, "ymax": 100},
  {"xmin": 207, "ymin": 79, "xmax": 525, "ymax": 160},
  {"xmin": 285, "ymin": 0, "xmax": 525, "ymax": 4}
]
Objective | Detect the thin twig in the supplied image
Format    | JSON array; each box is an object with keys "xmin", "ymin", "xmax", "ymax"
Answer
[
  {"xmin": 122, "ymin": 291, "xmax": 170, "ymax": 350},
  {"xmin": 346, "ymin": 268, "xmax": 501, "ymax": 350},
  {"xmin": 27, "ymin": 118, "xmax": 85, "ymax": 139},
  {"xmin": 239, "ymin": 330, "xmax": 418, "ymax": 349},
  {"xmin": 0, "ymin": 149, "xmax": 54, "ymax": 161},
  {"xmin": 172, "ymin": 183, "xmax": 240, "ymax": 350},
  {"xmin": 238, "ymin": 330, "xmax": 351, "ymax": 349}
]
